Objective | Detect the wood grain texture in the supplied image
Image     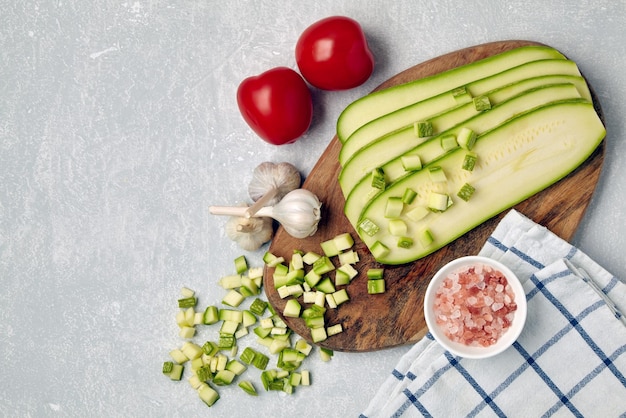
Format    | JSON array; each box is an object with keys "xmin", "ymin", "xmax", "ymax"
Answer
[{"xmin": 264, "ymin": 40, "xmax": 606, "ymax": 352}]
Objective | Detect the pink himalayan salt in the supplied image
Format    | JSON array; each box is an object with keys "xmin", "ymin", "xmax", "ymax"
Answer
[{"xmin": 433, "ymin": 263, "xmax": 517, "ymax": 347}]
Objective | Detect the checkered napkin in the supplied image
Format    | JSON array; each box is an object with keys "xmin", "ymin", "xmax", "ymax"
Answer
[{"xmin": 361, "ymin": 210, "xmax": 626, "ymax": 418}]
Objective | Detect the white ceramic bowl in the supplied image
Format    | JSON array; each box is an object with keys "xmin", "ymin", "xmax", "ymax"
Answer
[{"xmin": 424, "ymin": 255, "xmax": 527, "ymax": 359}]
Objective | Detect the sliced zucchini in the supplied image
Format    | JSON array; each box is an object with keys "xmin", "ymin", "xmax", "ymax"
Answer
[
  {"xmin": 336, "ymin": 45, "xmax": 567, "ymax": 142},
  {"xmin": 343, "ymin": 82, "xmax": 583, "ymax": 223},
  {"xmin": 356, "ymin": 100, "xmax": 604, "ymax": 264},
  {"xmin": 339, "ymin": 81, "xmax": 582, "ymax": 197},
  {"xmin": 338, "ymin": 60, "xmax": 587, "ymax": 165}
]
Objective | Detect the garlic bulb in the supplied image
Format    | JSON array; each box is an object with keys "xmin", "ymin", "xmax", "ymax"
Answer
[
  {"xmin": 224, "ymin": 205, "xmax": 274, "ymax": 251},
  {"xmin": 264, "ymin": 189, "xmax": 322, "ymax": 238},
  {"xmin": 209, "ymin": 189, "xmax": 322, "ymax": 239},
  {"xmin": 246, "ymin": 162, "xmax": 301, "ymax": 217}
]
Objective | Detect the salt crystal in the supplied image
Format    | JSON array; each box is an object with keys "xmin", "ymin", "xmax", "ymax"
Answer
[{"xmin": 491, "ymin": 302, "xmax": 504, "ymax": 311}]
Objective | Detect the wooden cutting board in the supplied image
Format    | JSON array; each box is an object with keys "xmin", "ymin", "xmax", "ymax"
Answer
[{"xmin": 263, "ymin": 40, "xmax": 606, "ymax": 352}]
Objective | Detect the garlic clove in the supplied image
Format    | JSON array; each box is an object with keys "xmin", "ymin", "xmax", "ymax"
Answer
[{"xmin": 247, "ymin": 162, "xmax": 301, "ymax": 216}]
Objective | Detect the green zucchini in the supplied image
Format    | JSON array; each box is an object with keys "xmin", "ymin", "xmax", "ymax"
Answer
[
  {"xmin": 336, "ymin": 45, "xmax": 567, "ymax": 142},
  {"xmin": 339, "ymin": 61, "xmax": 589, "ymax": 166},
  {"xmin": 341, "ymin": 82, "xmax": 582, "ymax": 208},
  {"xmin": 356, "ymin": 100, "xmax": 605, "ymax": 264}
]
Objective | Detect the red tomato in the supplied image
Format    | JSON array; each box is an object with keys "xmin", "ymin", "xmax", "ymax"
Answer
[
  {"xmin": 237, "ymin": 67, "xmax": 313, "ymax": 145},
  {"xmin": 295, "ymin": 16, "xmax": 374, "ymax": 91}
]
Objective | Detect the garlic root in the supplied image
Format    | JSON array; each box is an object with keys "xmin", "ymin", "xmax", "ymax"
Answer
[{"xmin": 224, "ymin": 208, "xmax": 274, "ymax": 251}]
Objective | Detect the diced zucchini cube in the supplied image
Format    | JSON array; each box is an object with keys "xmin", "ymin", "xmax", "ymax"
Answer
[
  {"xmin": 337, "ymin": 250, "xmax": 359, "ymax": 266},
  {"xmin": 203, "ymin": 306, "xmax": 219, "ymax": 325},
  {"xmin": 452, "ymin": 85, "xmax": 468, "ymax": 98},
  {"xmin": 332, "ymin": 288, "xmax": 349, "ymax": 305},
  {"xmin": 234, "ymin": 255, "xmax": 248, "ymax": 274},
  {"xmin": 301, "ymin": 370, "xmax": 311, "ymax": 386},
  {"xmin": 248, "ymin": 266, "xmax": 263, "ymax": 279},
  {"xmin": 181, "ymin": 342, "xmax": 203, "ymax": 360},
  {"xmin": 249, "ymin": 298, "xmax": 268, "ymax": 316},
  {"xmin": 414, "ymin": 120, "xmax": 433, "ymax": 138},
  {"xmin": 333, "ymin": 232, "xmax": 354, "ymax": 251},
  {"xmin": 384, "ymin": 196, "xmax": 404, "ymax": 218},
  {"xmin": 310, "ymin": 327, "xmax": 327, "ymax": 343},
  {"xmin": 428, "ymin": 192, "xmax": 450, "ymax": 212},
  {"xmin": 202, "ymin": 341, "xmax": 219, "ymax": 356},
  {"xmin": 290, "ymin": 252, "xmax": 304, "ymax": 271},
  {"xmin": 334, "ymin": 268, "xmax": 351, "ymax": 286},
  {"xmin": 440, "ymin": 134, "xmax": 458, "ymax": 151},
  {"xmin": 462, "ymin": 152, "xmax": 478, "ymax": 171},
  {"xmin": 315, "ymin": 277, "xmax": 336, "ymax": 294},
  {"xmin": 406, "ymin": 205, "xmax": 430, "ymax": 222},
  {"xmin": 338, "ymin": 263, "xmax": 358, "ymax": 280},
  {"xmin": 418, "ymin": 228, "xmax": 434, "ymax": 247},
  {"xmin": 457, "ymin": 127, "xmax": 477, "ymax": 150},
  {"xmin": 218, "ymin": 309, "xmax": 243, "ymax": 323},
  {"xmin": 388, "ymin": 219, "xmax": 408, "ymax": 236},
  {"xmin": 358, "ymin": 218, "xmax": 380, "ymax": 236},
  {"xmin": 473, "ymin": 95, "xmax": 492, "ymax": 111},
  {"xmin": 303, "ymin": 291, "xmax": 317, "ymax": 304},
  {"xmin": 366, "ymin": 268, "xmax": 384, "ymax": 279},
  {"xmin": 401, "ymin": 154, "xmax": 422, "ymax": 172},
  {"xmin": 304, "ymin": 269, "xmax": 322, "ymax": 288},
  {"xmin": 402, "ymin": 188, "xmax": 418, "ymax": 204},
  {"xmin": 169, "ymin": 364, "xmax": 184, "ymax": 381},
  {"xmin": 226, "ymin": 359, "xmax": 247, "ymax": 376},
  {"xmin": 302, "ymin": 251, "xmax": 321, "ymax": 265},
  {"xmin": 428, "ymin": 166, "xmax": 447, "ymax": 183},
  {"xmin": 370, "ymin": 241, "xmax": 390, "ymax": 259},
  {"xmin": 238, "ymin": 380, "xmax": 258, "ymax": 396},
  {"xmin": 179, "ymin": 326, "xmax": 196, "ymax": 339},
  {"xmin": 222, "ymin": 289, "xmax": 245, "ymax": 307},
  {"xmin": 320, "ymin": 238, "xmax": 340, "ymax": 257},
  {"xmin": 178, "ymin": 296, "xmax": 197, "ymax": 309},
  {"xmin": 397, "ymin": 236, "xmax": 414, "ymax": 249},
  {"xmin": 326, "ymin": 324, "xmax": 343, "ymax": 337},
  {"xmin": 367, "ymin": 279, "xmax": 386, "ymax": 294},
  {"xmin": 295, "ymin": 339, "xmax": 313, "ymax": 356},
  {"xmin": 283, "ymin": 299, "xmax": 302, "ymax": 318},
  {"xmin": 162, "ymin": 361, "xmax": 174, "ymax": 375},
  {"xmin": 457, "ymin": 183, "xmax": 476, "ymax": 202},
  {"xmin": 314, "ymin": 291, "xmax": 326, "ymax": 307},
  {"xmin": 198, "ymin": 383, "xmax": 219, "ymax": 406},
  {"xmin": 371, "ymin": 167, "xmax": 386, "ymax": 189},
  {"xmin": 218, "ymin": 274, "xmax": 242, "ymax": 289},
  {"xmin": 313, "ymin": 256, "xmax": 335, "ymax": 275},
  {"xmin": 213, "ymin": 369, "xmax": 236, "ymax": 386}
]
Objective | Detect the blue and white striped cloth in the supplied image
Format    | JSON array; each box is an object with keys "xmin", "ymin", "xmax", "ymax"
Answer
[{"xmin": 361, "ymin": 210, "xmax": 626, "ymax": 417}]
